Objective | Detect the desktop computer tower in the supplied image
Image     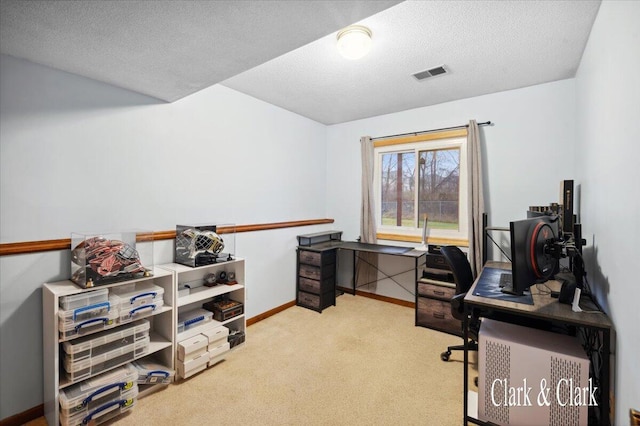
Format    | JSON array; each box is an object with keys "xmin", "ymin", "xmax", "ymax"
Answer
[{"xmin": 478, "ymin": 319, "xmax": 590, "ymax": 426}]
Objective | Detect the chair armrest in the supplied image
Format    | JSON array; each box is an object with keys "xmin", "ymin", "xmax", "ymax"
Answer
[{"xmin": 451, "ymin": 292, "xmax": 467, "ymax": 320}]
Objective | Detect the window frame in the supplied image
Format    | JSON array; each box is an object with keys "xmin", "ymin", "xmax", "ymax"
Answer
[{"xmin": 373, "ymin": 129, "xmax": 469, "ymax": 247}]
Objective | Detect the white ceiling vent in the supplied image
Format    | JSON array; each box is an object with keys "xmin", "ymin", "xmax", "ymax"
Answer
[{"xmin": 413, "ymin": 65, "xmax": 448, "ymax": 81}]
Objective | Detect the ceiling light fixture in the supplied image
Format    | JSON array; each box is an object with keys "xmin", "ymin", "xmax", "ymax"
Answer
[{"xmin": 336, "ymin": 25, "xmax": 372, "ymax": 60}]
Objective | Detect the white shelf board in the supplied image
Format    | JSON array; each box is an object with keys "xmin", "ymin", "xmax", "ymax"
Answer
[
  {"xmin": 178, "ymin": 283, "xmax": 244, "ymax": 307},
  {"xmin": 158, "ymin": 258, "xmax": 244, "ymax": 275}
]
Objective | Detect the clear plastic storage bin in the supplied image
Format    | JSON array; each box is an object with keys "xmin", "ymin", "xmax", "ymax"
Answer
[
  {"xmin": 109, "ymin": 282, "xmax": 165, "ymax": 309},
  {"xmin": 60, "ymin": 288, "xmax": 109, "ymax": 311},
  {"xmin": 59, "ymin": 310, "xmax": 119, "ymax": 341},
  {"xmin": 60, "ymin": 391, "xmax": 136, "ymax": 426},
  {"xmin": 70, "ymin": 230, "xmax": 154, "ymax": 288},
  {"xmin": 116, "ymin": 299, "xmax": 164, "ymax": 324},
  {"xmin": 131, "ymin": 359, "xmax": 175, "ymax": 385},
  {"xmin": 177, "ymin": 308, "xmax": 213, "ymax": 334},
  {"xmin": 64, "ymin": 336, "xmax": 150, "ymax": 383},
  {"xmin": 62, "ymin": 320, "xmax": 150, "ymax": 363},
  {"xmin": 175, "ymin": 223, "xmax": 236, "ymax": 267},
  {"xmin": 59, "ymin": 364, "xmax": 137, "ymax": 416},
  {"xmin": 58, "ymin": 297, "xmax": 116, "ymax": 329}
]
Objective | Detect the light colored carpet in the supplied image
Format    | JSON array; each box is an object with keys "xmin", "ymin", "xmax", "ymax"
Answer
[{"xmin": 110, "ymin": 295, "xmax": 477, "ymax": 425}]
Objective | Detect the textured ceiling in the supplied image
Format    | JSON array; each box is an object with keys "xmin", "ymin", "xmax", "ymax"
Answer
[
  {"xmin": 0, "ymin": 0, "xmax": 600, "ymax": 125},
  {"xmin": 0, "ymin": 0, "xmax": 400, "ymax": 102},
  {"xmin": 223, "ymin": 0, "xmax": 601, "ymax": 124}
]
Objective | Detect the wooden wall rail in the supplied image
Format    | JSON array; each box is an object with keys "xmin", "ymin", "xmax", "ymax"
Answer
[{"xmin": 0, "ymin": 219, "xmax": 334, "ymax": 256}]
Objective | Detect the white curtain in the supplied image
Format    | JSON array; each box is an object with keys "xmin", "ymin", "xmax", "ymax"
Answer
[
  {"xmin": 360, "ymin": 136, "xmax": 376, "ymax": 242},
  {"xmin": 358, "ymin": 136, "xmax": 378, "ymax": 290},
  {"xmin": 467, "ymin": 120, "xmax": 485, "ymax": 277}
]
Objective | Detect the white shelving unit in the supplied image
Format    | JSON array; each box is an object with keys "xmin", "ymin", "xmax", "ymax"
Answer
[
  {"xmin": 158, "ymin": 258, "xmax": 246, "ymax": 378},
  {"xmin": 42, "ymin": 268, "xmax": 174, "ymax": 426}
]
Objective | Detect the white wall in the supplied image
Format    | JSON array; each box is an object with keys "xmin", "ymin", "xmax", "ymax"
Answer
[
  {"xmin": 325, "ymin": 81, "xmax": 577, "ymax": 301},
  {"xmin": 0, "ymin": 54, "xmax": 331, "ymax": 420},
  {"xmin": 0, "ymin": 56, "xmax": 328, "ymax": 241},
  {"xmin": 3, "ymin": 2, "xmax": 638, "ymax": 419},
  {"xmin": 326, "ymin": 79, "xmax": 577, "ymax": 252},
  {"xmin": 574, "ymin": 1, "xmax": 640, "ymax": 422}
]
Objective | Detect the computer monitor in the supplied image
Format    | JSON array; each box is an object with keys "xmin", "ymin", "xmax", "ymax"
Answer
[{"xmin": 501, "ymin": 215, "xmax": 560, "ymax": 296}]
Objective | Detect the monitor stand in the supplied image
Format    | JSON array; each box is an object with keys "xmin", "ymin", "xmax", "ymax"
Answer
[
  {"xmin": 499, "ymin": 272, "xmax": 524, "ymax": 296},
  {"xmin": 500, "ymin": 285, "xmax": 520, "ymax": 296}
]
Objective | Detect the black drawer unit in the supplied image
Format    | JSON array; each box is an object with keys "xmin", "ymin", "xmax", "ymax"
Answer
[
  {"xmin": 296, "ymin": 248, "xmax": 336, "ymax": 312},
  {"xmin": 296, "ymin": 231, "xmax": 342, "ymax": 313}
]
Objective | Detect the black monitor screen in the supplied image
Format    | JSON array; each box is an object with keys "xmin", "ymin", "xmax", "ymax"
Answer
[{"xmin": 502, "ymin": 215, "xmax": 559, "ymax": 296}]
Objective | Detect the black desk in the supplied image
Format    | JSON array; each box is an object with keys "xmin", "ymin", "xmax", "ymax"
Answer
[
  {"xmin": 463, "ymin": 262, "xmax": 613, "ymax": 425},
  {"xmin": 337, "ymin": 241, "xmax": 427, "ymax": 296}
]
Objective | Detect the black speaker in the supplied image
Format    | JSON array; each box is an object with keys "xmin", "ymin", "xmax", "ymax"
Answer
[
  {"xmin": 425, "ymin": 253, "xmax": 450, "ymax": 270},
  {"xmin": 555, "ymin": 272, "xmax": 577, "ymax": 305},
  {"xmin": 559, "ymin": 281, "xmax": 576, "ymax": 305},
  {"xmin": 422, "ymin": 267, "xmax": 455, "ymax": 283}
]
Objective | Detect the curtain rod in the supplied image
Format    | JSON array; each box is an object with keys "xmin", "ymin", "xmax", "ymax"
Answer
[{"xmin": 371, "ymin": 121, "xmax": 492, "ymax": 141}]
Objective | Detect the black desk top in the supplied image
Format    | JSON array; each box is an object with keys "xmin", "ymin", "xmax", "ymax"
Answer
[
  {"xmin": 297, "ymin": 240, "xmax": 344, "ymax": 252},
  {"xmin": 338, "ymin": 241, "xmax": 426, "ymax": 257},
  {"xmin": 297, "ymin": 241, "xmax": 427, "ymax": 258},
  {"xmin": 297, "ymin": 230, "xmax": 343, "ymax": 247}
]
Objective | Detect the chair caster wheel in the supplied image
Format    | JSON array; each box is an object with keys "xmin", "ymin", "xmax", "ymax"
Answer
[{"xmin": 441, "ymin": 351, "xmax": 451, "ymax": 362}]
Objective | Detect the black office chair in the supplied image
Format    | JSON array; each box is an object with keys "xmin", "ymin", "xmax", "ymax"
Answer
[{"xmin": 439, "ymin": 245, "xmax": 479, "ymax": 362}]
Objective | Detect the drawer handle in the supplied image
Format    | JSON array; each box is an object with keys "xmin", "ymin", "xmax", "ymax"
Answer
[
  {"xmin": 147, "ymin": 370, "xmax": 170, "ymax": 379},
  {"xmin": 83, "ymin": 398, "xmax": 133, "ymax": 424},
  {"xmin": 434, "ymin": 290, "xmax": 446, "ymax": 296},
  {"xmin": 129, "ymin": 291, "xmax": 157, "ymax": 304},
  {"xmin": 73, "ymin": 301, "xmax": 111, "ymax": 321},
  {"xmin": 74, "ymin": 317, "xmax": 110, "ymax": 332},
  {"xmin": 433, "ymin": 312, "xmax": 445, "ymax": 319},
  {"xmin": 82, "ymin": 381, "xmax": 132, "ymax": 407},
  {"xmin": 127, "ymin": 304, "xmax": 156, "ymax": 318}
]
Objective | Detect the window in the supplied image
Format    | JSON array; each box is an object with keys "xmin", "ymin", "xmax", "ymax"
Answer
[{"xmin": 373, "ymin": 130, "xmax": 469, "ymax": 246}]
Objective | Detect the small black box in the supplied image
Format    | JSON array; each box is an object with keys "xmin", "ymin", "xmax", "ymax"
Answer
[
  {"xmin": 228, "ymin": 330, "xmax": 245, "ymax": 349},
  {"xmin": 203, "ymin": 299, "xmax": 244, "ymax": 322},
  {"xmin": 425, "ymin": 253, "xmax": 451, "ymax": 270},
  {"xmin": 422, "ymin": 267, "xmax": 454, "ymax": 283},
  {"xmin": 427, "ymin": 244, "xmax": 444, "ymax": 254}
]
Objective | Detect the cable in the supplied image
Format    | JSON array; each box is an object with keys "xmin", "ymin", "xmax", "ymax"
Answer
[
  {"xmin": 485, "ymin": 232, "xmax": 511, "ymax": 262},
  {"xmin": 534, "ymin": 282, "xmax": 553, "ymax": 295},
  {"xmin": 583, "ymin": 274, "xmax": 592, "ymax": 294}
]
